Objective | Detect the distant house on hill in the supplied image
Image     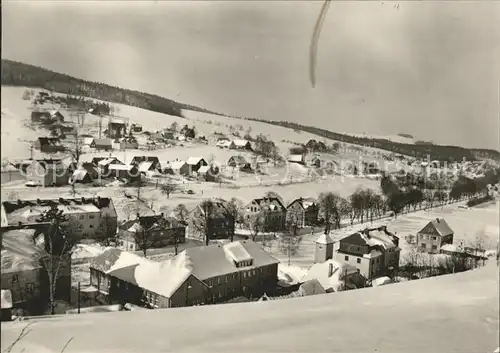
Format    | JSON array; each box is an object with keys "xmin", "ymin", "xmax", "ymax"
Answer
[
  {"xmin": 186, "ymin": 157, "xmax": 208, "ymax": 174},
  {"xmin": 216, "ymin": 140, "xmax": 231, "ymax": 149},
  {"xmin": 131, "ymin": 156, "xmax": 161, "ymax": 171},
  {"xmin": 229, "ymin": 140, "xmax": 253, "ymax": 151},
  {"xmin": 227, "ymin": 155, "xmax": 251, "ymax": 171},
  {"xmin": 170, "ymin": 161, "xmax": 189, "ymax": 176},
  {"xmin": 108, "ymin": 164, "xmax": 140, "ymax": 182},
  {"xmin": 49, "ymin": 110, "xmax": 65, "ymax": 122},
  {"xmin": 34, "ymin": 137, "xmax": 65, "ymax": 153},
  {"xmin": 288, "ymin": 154, "xmax": 305, "ymax": 166},
  {"xmin": 197, "ymin": 165, "xmax": 219, "ymax": 182},
  {"xmin": 90, "ymin": 139, "xmax": 113, "ymax": 151},
  {"xmin": 70, "ymin": 163, "xmax": 98, "ymax": 184},
  {"xmin": 305, "ymin": 139, "xmax": 327, "ymax": 152},
  {"xmin": 97, "ymin": 157, "xmax": 125, "ymax": 176},
  {"xmin": 286, "ymin": 197, "xmax": 319, "ymax": 228},
  {"xmin": 416, "ymin": 218, "xmax": 454, "ymax": 254}
]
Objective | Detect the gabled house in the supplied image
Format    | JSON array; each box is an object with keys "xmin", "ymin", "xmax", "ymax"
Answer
[
  {"xmin": 49, "ymin": 110, "xmax": 65, "ymax": 122},
  {"xmin": 170, "ymin": 161, "xmax": 190, "ymax": 176},
  {"xmin": 108, "ymin": 164, "xmax": 140, "ymax": 182},
  {"xmin": 90, "ymin": 240, "xmax": 278, "ymax": 308},
  {"xmin": 97, "ymin": 157, "xmax": 124, "ymax": 177},
  {"xmin": 216, "ymin": 140, "xmax": 231, "ymax": 149},
  {"xmin": 118, "ymin": 214, "xmax": 186, "ymax": 252},
  {"xmin": 416, "ymin": 218, "xmax": 454, "ymax": 254},
  {"xmin": 286, "ymin": 198, "xmax": 319, "ymax": 228},
  {"xmin": 244, "ymin": 197, "xmax": 287, "ymax": 232},
  {"xmin": 131, "ymin": 156, "xmax": 160, "ymax": 172},
  {"xmin": 25, "ymin": 159, "xmax": 70, "ymax": 186},
  {"xmin": 186, "ymin": 157, "xmax": 208, "ymax": 174},
  {"xmin": 90, "ymin": 139, "xmax": 113, "ymax": 151},
  {"xmin": 197, "ymin": 165, "xmax": 219, "ymax": 182},
  {"xmin": 34, "ymin": 137, "xmax": 65, "ymax": 153},
  {"xmin": 187, "ymin": 200, "xmax": 234, "ymax": 240},
  {"xmin": 113, "ymin": 137, "xmax": 139, "ymax": 150},
  {"xmin": 70, "ymin": 163, "xmax": 98, "ymax": 184},
  {"xmin": 229, "ymin": 140, "xmax": 253, "ymax": 151},
  {"xmin": 334, "ymin": 226, "xmax": 400, "ymax": 280},
  {"xmin": 227, "ymin": 156, "xmax": 252, "ymax": 171}
]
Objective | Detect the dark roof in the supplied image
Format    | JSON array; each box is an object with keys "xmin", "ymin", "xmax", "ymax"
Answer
[
  {"xmin": 229, "ymin": 155, "xmax": 248, "ymax": 164},
  {"xmin": 287, "ymin": 197, "xmax": 317, "ymax": 210},
  {"xmin": 251, "ymin": 197, "xmax": 286, "ymax": 212},
  {"xmin": 418, "ymin": 218, "xmax": 454, "ymax": 237},
  {"xmin": 91, "ymin": 139, "xmax": 112, "ymax": 147},
  {"xmin": 37, "ymin": 137, "xmax": 61, "ymax": 146},
  {"xmin": 120, "ymin": 215, "xmax": 181, "ymax": 231}
]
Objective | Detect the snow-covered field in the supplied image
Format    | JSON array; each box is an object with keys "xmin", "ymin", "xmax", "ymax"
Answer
[{"xmin": 2, "ymin": 261, "xmax": 498, "ymax": 353}]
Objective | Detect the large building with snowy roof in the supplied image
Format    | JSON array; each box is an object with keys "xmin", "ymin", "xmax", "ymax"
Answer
[
  {"xmin": 89, "ymin": 240, "xmax": 279, "ymax": 309},
  {"xmin": 335, "ymin": 226, "xmax": 400, "ymax": 280},
  {"xmin": 416, "ymin": 218, "xmax": 454, "ymax": 254},
  {"xmin": 1, "ymin": 197, "xmax": 117, "ymax": 240}
]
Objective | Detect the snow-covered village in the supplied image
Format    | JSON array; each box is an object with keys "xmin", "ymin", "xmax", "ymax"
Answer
[{"xmin": 1, "ymin": 2, "xmax": 499, "ymax": 353}]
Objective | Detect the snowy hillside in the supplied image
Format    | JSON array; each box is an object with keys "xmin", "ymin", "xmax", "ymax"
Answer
[{"xmin": 1, "ymin": 261, "xmax": 498, "ymax": 353}]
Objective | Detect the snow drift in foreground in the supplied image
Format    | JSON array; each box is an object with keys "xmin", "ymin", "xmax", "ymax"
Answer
[{"xmin": 2, "ymin": 262, "xmax": 498, "ymax": 353}]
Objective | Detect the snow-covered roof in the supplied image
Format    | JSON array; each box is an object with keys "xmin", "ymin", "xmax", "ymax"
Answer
[
  {"xmin": 231, "ymin": 139, "xmax": 250, "ymax": 147},
  {"xmin": 288, "ymin": 154, "xmax": 304, "ymax": 162},
  {"xmin": 171, "ymin": 161, "xmax": 187, "ymax": 170},
  {"xmin": 216, "ymin": 140, "xmax": 231, "ymax": 147},
  {"xmin": 1, "ymin": 229, "xmax": 41, "ymax": 274},
  {"xmin": 1, "ymin": 290, "xmax": 13, "ymax": 309},
  {"xmin": 315, "ymin": 233, "xmax": 334, "ymax": 245},
  {"xmin": 303, "ymin": 260, "xmax": 360, "ymax": 292},
  {"xmin": 372, "ymin": 276, "xmax": 392, "ymax": 287},
  {"xmin": 197, "ymin": 165, "xmax": 210, "ymax": 174},
  {"xmin": 108, "ymin": 164, "xmax": 135, "ymax": 171},
  {"xmin": 440, "ymin": 244, "xmax": 463, "ymax": 253},
  {"xmin": 186, "ymin": 157, "xmax": 204, "ymax": 165},
  {"xmin": 138, "ymin": 161, "xmax": 153, "ymax": 172},
  {"xmin": 223, "ymin": 242, "xmax": 253, "ymax": 263},
  {"xmin": 82, "ymin": 137, "xmax": 95, "ymax": 145},
  {"xmin": 363, "ymin": 249, "xmax": 384, "ymax": 259},
  {"xmin": 98, "ymin": 158, "xmax": 118, "ymax": 166},
  {"xmin": 71, "ymin": 169, "xmax": 88, "ymax": 181}
]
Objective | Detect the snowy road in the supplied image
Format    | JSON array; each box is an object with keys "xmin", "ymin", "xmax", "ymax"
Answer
[{"xmin": 2, "ymin": 262, "xmax": 498, "ymax": 353}]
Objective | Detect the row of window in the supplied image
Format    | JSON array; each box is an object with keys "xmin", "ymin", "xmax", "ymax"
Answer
[
  {"xmin": 206, "ymin": 267, "xmax": 272, "ymax": 286},
  {"xmin": 78, "ymin": 214, "xmax": 97, "ymax": 220},
  {"xmin": 344, "ymin": 255, "xmax": 362, "ymax": 264},
  {"xmin": 421, "ymin": 243, "xmax": 438, "ymax": 250},
  {"xmin": 420, "ymin": 235, "xmax": 438, "ymax": 241},
  {"xmin": 144, "ymin": 291, "xmax": 159, "ymax": 307}
]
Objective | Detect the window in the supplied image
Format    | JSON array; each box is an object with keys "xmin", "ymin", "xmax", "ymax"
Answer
[
  {"xmin": 432, "ymin": 236, "xmax": 437, "ymax": 241},
  {"xmin": 12, "ymin": 275, "xmax": 19, "ymax": 284},
  {"xmin": 26, "ymin": 283, "xmax": 34, "ymax": 294},
  {"xmin": 79, "ymin": 215, "xmax": 84, "ymax": 220},
  {"xmin": 344, "ymin": 255, "xmax": 349, "ymax": 261},
  {"xmin": 357, "ymin": 258, "xmax": 361, "ymax": 264},
  {"xmin": 89, "ymin": 215, "xmax": 95, "ymax": 219},
  {"xmin": 243, "ymin": 272, "xmax": 247, "ymax": 278},
  {"xmin": 89, "ymin": 225, "xmax": 94, "ymax": 229},
  {"xmin": 431, "ymin": 245, "xmax": 438, "ymax": 250},
  {"xmin": 421, "ymin": 243, "xmax": 426, "ymax": 249}
]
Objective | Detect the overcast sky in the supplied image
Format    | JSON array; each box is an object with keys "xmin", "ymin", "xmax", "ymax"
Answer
[{"xmin": 3, "ymin": 1, "xmax": 499, "ymax": 149}]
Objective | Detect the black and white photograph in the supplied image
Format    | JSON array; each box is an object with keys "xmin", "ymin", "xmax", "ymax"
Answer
[{"xmin": 1, "ymin": 1, "xmax": 499, "ymax": 352}]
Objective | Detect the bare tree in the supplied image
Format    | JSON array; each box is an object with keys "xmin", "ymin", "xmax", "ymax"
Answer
[
  {"xmin": 223, "ymin": 197, "xmax": 243, "ymax": 242},
  {"xmin": 169, "ymin": 122, "xmax": 179, "ymax": 133},
  {"xmin": 173, "ymin": 204, "xmax": 189, "ymax": 225},
  {"xmin": 191, "ymin": 200, "xmax": 220, "ymax": 246},
  {"xmin": 318, "ymin": 192, "xmax": 341, "ymax": 233},
  {"xmin": 279, "ymin": 232, "xmax": 302, "ymax": 266},
  {"xmin": 36, "ymin": 205, "xmax": 80, "ymax": 315},
  {"xmin": 133, "ymin": 225, "xmax": 153, "ymax": 258},
  {"xmin": 402, "ymin": 247, "xmax": 424, "ymax": 279},
  {"xmin": 245, "ymin": 212, "xmax": 265, "ymax": 242},
  {"xmin": 161, "ymin": 182, "xmax": 177, "ymax": 198}
]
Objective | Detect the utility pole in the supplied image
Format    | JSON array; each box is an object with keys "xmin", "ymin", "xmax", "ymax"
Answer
[
  {"xmin": 77, "ymin": 281, "xmax": 81, "ymax": 314},
  {"xmin": 99, "ymin": 116, "xmax": 102, "ymax": 139}
]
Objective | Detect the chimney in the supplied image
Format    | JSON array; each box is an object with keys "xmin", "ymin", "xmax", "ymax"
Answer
[
  {"xmin": 36, "ymin": 198, "xmax": 41, "ymax": 204},
  {"xmin": 136, "ymin": 213, "xmax": 140, "ymax": 219},
  {"xmin": 17, "ymin": 199, "xmax": 22, "ymax": 206},
  {"xmin": 81, "ymin": 197, "xmax": 85, "ymax": 203},
  {"xmin": 160, "ymin": 213, "xmax": 164, "ymax": 217},
  {"xmin": 328, "ymin": 263, "xmax": 334, "ymax": 277},
  {"xmin": 436, "ymin": 218, "xmax": 440, "ymax": 223},
  {"xmin": 97, "ymin": 196, "xmax": 101, "ymax": 203},
  {"xmin": 58, "ymin": 197, "xmax": 64, "ymax": 204},
  {"xmin": 18, "ymin": 221, "xmax": 22, "ymax": 226}
]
